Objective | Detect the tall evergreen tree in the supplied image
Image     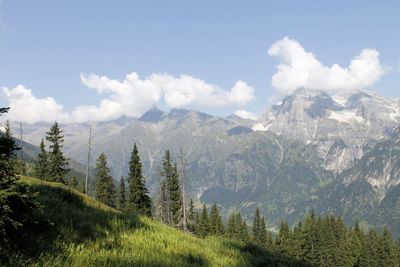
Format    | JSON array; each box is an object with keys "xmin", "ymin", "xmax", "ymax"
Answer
[
  {"xmin": 259, "ymin": 216, "xmax": 267, "ymax": 245},
  {"xmin": 277, "ymin": 221, "xmax": 291, "ymax": 255},
  {"xmin": 226, "ymin": 213, "xmax": 237, "ymax": 239},
  {"xmin": 227, "ymin": 212, "xmax": 248, "ymax": 241},
  {"xmin": 1, "ymin": 121, "xmax": 20, "ymax": 179},
  {"xmin": 157, "ymin": 150, "xmax": 183, "ymax": 226},
  {"xmin": 253, "ymin": 207, "xmax": 261, "ymax": 242},
  {"xmin": 197, "ymin": 204, "xmax": 209, "ymax": 238},
  {"xmin": 209, "ymin": 203, "xmax": 224, "ymax": 235},
  {"xmin": 169, "ymin": 163, "xmax": 182, "ymax": 225},
  {"xmin": 302, "ymin": 210, "xmax": 318, "ymax": 264},
  {"xmin": 34, "ymin": 139, "xmax": 48, "ymax": 179},
  {"xmin": 0, "ymin": 110, "xmax": 37, "ymax": 249},
  {"xmin": 0, "ymin": 118, "xmax": 19, "ymax": 189},
  {"xmin": 241, "ymin": 219, "xmax": 249, "ymax": 241},
  {"xmin": 118, "ymin": 176, "xmax": 126, "ymax": 212},
  {"xmin": 156, "ymin": 150, "xmax": 173, "ymax": 225},
  {"xmin": 377, "ymin": 226, "xmax": 398, "ymax": 266},
  {"xmin": 127, "ymin": 143, "xmax": 151, "ymax": 217},
  {"xmin": 94, "ymin": 153, "xmax": 116, "ymax": 207},
  {"xmin": 45, "ymin": 122, "xmax": 69, "ymax": 184},
  {"xmin": 187, "ymin": 198, "xmax": 197, "ymax": 233}
]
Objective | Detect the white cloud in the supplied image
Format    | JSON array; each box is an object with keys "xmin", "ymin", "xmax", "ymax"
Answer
[
  {"xmin": 2, "ymin": 73, "xmax": 255, "ymax": 123},
  {"xmin": 268, "ymin": 36, "xmax": 385, "ymax": 94},
  {"xmin": 76, "ymin": 72, "xmax": 162, "ymax": 122},
  {"xmin": 234, "ymin": 109, "xmax": 258, "ymax": 120},
  {"xmin": 150, "ymin": 74, "xmax": 254, "ymax": 108},
  {"xmin": 2, "ymin": 85, "xmax": 69, "ymax": 123}
]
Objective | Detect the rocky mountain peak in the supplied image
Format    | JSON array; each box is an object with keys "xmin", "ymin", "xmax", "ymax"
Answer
[{"xmin": 139, "ymin": 107, "xmax": 166, "ymax": 123}]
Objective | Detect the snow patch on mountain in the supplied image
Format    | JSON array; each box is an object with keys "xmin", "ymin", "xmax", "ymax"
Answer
[
  {"xmin": 252, "ymin": 123, "xmax": 270, "ymax": 132},
  {"xmin": 328, "ymin": 109, "xmax": 364, "ymax": 124}
]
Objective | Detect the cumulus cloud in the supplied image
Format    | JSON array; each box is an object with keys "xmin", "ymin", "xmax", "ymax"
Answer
[
  {"xmin": 76, "ymin": 73, "xmax": 162, "ymax": 122},
  {"xmin": 268, "ymin": 36, "xmax": 385, "ymax": 94},
  {"xmin": 234, "ymin": 109, "xmax": 258, "ymax": 120},
  {"xmin": 147, "ymin": 74, "xmax": 254, "ymax": 108},
  {"xmin": 2, "ymin": 73, "xmax": 255, "ymax": 123},
  {"xmin": 2, "ymin": 85, "xmax": 69, "ymax": 123}
]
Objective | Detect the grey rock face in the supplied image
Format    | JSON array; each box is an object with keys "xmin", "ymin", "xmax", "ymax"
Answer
[{"xmin": 258, "ymin": 88, "xmax": 400, "ymax": 172}]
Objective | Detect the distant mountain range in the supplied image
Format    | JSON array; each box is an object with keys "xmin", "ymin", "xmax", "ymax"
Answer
[{"xmin": 12, "ymin": 88, "xmax": 400, "ymax": 236}]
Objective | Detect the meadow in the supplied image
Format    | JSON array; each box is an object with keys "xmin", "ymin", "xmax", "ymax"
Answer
[{"xmin": 7, "ymin": 176, "xmax": 292, "ymax": 267}]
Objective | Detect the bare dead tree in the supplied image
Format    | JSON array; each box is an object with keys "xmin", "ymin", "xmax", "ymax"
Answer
[{"xmin": 178, "ymin": 148, "xmax": 189, "ymax": 231}]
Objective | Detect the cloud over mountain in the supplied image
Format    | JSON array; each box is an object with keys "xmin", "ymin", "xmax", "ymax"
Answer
[
  {"xmin": 268, "ymin": 36, "xmax": 385, "ymax": 94},
  {"xmin": 2, "ymin": 85, "xmax": 69, "ymax": 123},
  {"xmin": 2, "ymin": 73, "xmax": 254, "ymax": 123}
]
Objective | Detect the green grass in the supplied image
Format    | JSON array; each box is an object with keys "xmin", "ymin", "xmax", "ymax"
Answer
[{"xmin": 9, "ymin": 176, "xmax": 295, "ymax": 267}]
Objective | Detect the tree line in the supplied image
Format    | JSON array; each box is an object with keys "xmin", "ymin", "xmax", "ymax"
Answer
[{"xmin": 179, "ymin": 204, "xmax": 400, "ymax": 266}]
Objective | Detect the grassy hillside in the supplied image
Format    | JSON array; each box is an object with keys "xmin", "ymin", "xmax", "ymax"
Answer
[{"xmin": 7, "ymin": 176, "xmax": 299, "ymax": 267}]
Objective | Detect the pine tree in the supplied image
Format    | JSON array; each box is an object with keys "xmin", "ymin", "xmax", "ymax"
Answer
[
  {"xmin": 360, "ymin": 229, "xmax": 379, "ymax": 266},
  {"xmin": 0, "ymin": 119, "xmax": 19, "ymax": 189},
  {"xmin": 291, "ymin": 221, "xmax": 305, "ymax": 260},
  {"xmin": 302, "ymin": 210, "xmax": 318, "ymax": 264},
  {"xmin": 45, "ymin": 122, "xmax": 69, "ymax": 184},
  {"xmin": 241, "ymin": 219, "xmax": 249, "ymax": 241},
  {"xmin": 118, "ymin": 176, "xmax": 126, "ymax": 212},
  {"xmin": 156, "ymin": 151, "xmax": 172, "ymax": 225},
  {"xmin": 34, "ymin": 139, "xmax": 48, "ymax": 179},
  {"xmin": 127, "ymin": 144, "xmax": 151, "ymax": 217},
  {"xmin": 226, "ymin": 213, "xmax": 237, "ymax": 239},
  {"xmin": 209, "ymin": 203, "xmax": 224, "ymax": 235},
  {"xmin": 94, "ymin": 153, "xmax": 116, "ymax": 207},
  {"xmin": 1, "ymin": 121, "xmax": 20, "ymax": 180},
  {"xmin": 346, "ymin": 229, "xmax": 362, "ymax": 266},
  {"xmin": 197, "ymin": 204, "xmax": 209, "ymax": 238},
  {"xmin": 169, "ymin": 163, "xmax": 182, "ymax": 225},
  {"xmin": 0, "ymin": 110, "xmax": 37, "ymax": 247},
  {"xmin": 259, "ymin": 216, "xmax": 267, "ymax": 245},
  {"xmin": 377, "ymin": 226, "xmax": 397, "ymax": 266},
  {"xmin": 187, "ymin": 198, "xmax": 197, "ymax": 233},
  {"xmin": 157, "ymin": 150, "xmax": 183, "ymax": 226},
  {"xmin": 253, "ymin": 207, "xmax": 261, "ymax": 242}
]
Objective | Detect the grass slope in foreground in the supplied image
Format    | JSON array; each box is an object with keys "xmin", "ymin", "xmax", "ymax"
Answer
[{"xmin": 11, "ymin": 176, "xmax": 299, "ymax": 267}]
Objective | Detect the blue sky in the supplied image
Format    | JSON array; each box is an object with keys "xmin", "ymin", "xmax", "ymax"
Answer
[{"xmin": 0, "ymin": 0, "xmax": 399, "ymax": 122}]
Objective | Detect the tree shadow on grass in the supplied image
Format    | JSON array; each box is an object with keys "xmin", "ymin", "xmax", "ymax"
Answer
[
  {"xmin": 82, "ymin": 253, "xmax": 208, "ymax": 267},
  {"xmin": 8, "ymin": 182, "xmax": 145, "ymax": 260},
  {"xmin": 220, "ymin": 239, "xmax": 313, "ymax": 267}
]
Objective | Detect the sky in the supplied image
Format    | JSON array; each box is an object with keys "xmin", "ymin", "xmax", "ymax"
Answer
[{"xmin": 0, "ymin": 0, "xmax": 399, "ymax": 123}]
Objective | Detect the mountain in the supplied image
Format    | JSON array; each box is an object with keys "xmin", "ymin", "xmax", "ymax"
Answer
[
  {"xmin": 258, "ymin": 88, "xmax": 400, "ymax": 171},
  {"xmin": 15, "ymin": 138, "xmax": 95, "ymax": 185},
  {"xmin": 12, "ymin": 89, "xmax": 400, "ymax": 233},
  {"xmin": 316, "ymin": 126, "xmax": 400, "ymax": 236}
]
